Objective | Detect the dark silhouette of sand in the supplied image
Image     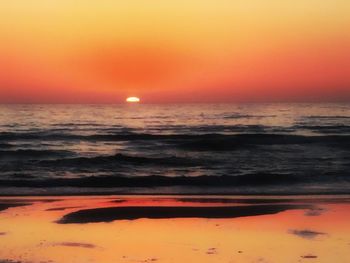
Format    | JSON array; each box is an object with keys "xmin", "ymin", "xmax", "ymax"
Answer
[
  {"xmin": 57, "ymin": 204, "xmax": 311, "ymax": 224},
  {"xmin": 53, "ymin": 242, "xmax": 96, "ymax": 249},
  {"xmin": 46, "ymin": 206, "xmax": 83, "ymax": 211},
  {"xmin": 289, "ymin": 229, "xmax": 326, "ymax": 239},
  {"xmin": 177, "ymin": 197, "xmax": 350, "ymax": 205},
  {"xmin": 301, "ymin": 254, "xmax": 318, "ymax": 259},
  {"xmin": 304, "ymin": 207, "xmax": 327, "ymax": 216},
  {"xmin": 0, "ymin": 203, "xmax": 29, "ymax": 212},
  {"xmin": 0, "ymin": 199, "xmax": 60, "ymax": 203},
  {"xmin": 110, "ymin": 199, "xmax": 127, "ymax": 203},
  {"xmin": 177, "ymin": 197, "xmax": 295, "ymax": 204}
]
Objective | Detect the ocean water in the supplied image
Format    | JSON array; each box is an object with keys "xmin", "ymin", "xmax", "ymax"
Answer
[{"xmin": 0, "ymin": 103, "xmax": 349, "ymax": 195}]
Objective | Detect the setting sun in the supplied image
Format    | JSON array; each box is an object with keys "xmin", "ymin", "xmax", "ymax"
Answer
[{"xmin": 126, "ymin": 96, "xmax": 140, "ymax": 103}]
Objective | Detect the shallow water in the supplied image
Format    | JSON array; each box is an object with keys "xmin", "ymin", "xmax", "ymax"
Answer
[{"xmin": 0, "ymin": 103, "xmax": 350, "ymax": 194}]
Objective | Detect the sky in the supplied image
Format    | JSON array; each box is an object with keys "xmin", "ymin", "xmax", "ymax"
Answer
[{"xmin": 0, "ymin": 0, "xmax": 349, "ymax": 103}]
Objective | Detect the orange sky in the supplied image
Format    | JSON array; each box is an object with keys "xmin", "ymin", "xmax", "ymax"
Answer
[{"xmin": 0, "ymin": 0, "xmax": 349, "ymax": 103}]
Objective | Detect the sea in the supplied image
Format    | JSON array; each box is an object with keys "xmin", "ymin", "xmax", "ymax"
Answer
[{"xmin": 0, "ymin": 103, "xmax": 349, "ymax": 195}]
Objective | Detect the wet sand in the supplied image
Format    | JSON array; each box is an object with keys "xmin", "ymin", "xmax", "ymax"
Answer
[{"xmin": 0, "ymin": 195, "xmax": 349, "ymax": 263}]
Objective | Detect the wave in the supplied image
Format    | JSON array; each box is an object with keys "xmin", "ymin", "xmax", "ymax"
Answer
[
  {"xmin": 2, "ymin": 130, "xmax": 350, "ymax": 140},
  {"xmin": 295, "ymin": 125, "xmax": 350, "ymax": 134},
  {"xmin": 304, "ymin": 116, "xmax": 350, "ymax": 120},
  {"xmin": 223, "ymin": 114, "xmax": 276, "ymax": 119},
  {"xmin": 1, "ymin": 172, "xmax": 349, "ymax": 188},
  {"xmin": 0, "ymin": 143, "xmax": 13, "ymax": 148},
  {"xmin": 176, "ymin": 134, "xmax": 350, "ymax": 151},
  {"xmin": 1, "ymin": 131, "xmax": 350, "ymax": 152},
  {"xmin": 0, "ymin": 149, "xmax": 74, "ymax": 160},
  {"xmin": 0, "ymin": 131, "xmax": 80, "ymax": 141},
  {"xmin": 38, "ymin": 153, "xmax": 201, "ymax": 168},
  {"xmin": 0, "ymin": 125, "xmax": 292, "ymax": 141}
]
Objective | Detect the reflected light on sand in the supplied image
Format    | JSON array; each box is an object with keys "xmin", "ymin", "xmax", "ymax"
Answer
[{"xmin": 0, "ymin": 196, "xmax": 349, "ymax": 263}]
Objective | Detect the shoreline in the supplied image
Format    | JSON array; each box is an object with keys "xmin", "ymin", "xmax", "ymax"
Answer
[
  {"xmin": 1, "ymin": 195, "xmax": 350, "ymax": 262},
  {"xmin": 1, "ymin": 192, "xmax": 350, "ymax": 197}
]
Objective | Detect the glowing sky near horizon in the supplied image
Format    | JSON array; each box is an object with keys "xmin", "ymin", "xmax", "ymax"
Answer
[{"xmin": 0, "ymin": 0, "xmax": 349, "ymax": 103}]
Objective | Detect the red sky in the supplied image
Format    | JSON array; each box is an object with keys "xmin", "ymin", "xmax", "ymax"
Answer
[{"xmin": 1, "ymin": 0, "xmax": 349, "ymax": 103}]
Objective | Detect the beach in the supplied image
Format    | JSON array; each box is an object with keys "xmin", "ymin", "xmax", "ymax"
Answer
[{"xmin": 0, "ymin": 195, "xmax": 349, "ymax": 263}]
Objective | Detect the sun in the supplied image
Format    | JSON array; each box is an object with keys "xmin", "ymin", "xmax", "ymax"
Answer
[{"xmin": 126, "ymin": 96, "xmax": 140, "ymax": 103}]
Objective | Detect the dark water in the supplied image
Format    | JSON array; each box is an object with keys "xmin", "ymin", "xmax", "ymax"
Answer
[{"xmin": 0, "ymin": 103, "xmax": 349, "ymax": 195}]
